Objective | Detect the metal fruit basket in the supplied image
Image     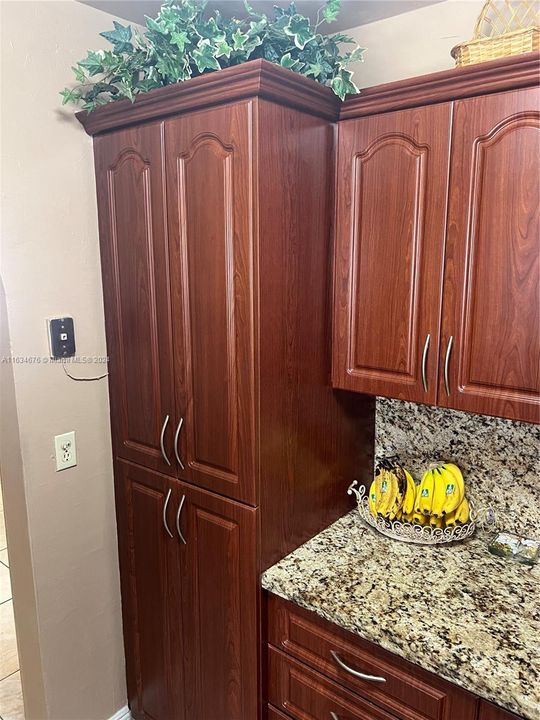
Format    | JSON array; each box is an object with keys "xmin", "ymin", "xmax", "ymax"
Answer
[{"xmin": 348, "ymin": 481, "xmax": 478, "ymax": 546}]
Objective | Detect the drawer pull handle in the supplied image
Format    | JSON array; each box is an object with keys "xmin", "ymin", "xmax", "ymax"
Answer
[
  {"xmin": 162, "ymin": 488, "xmax": 174, "ymax": 539},
  {"xmin": 160, "ymin": 415, "xmax": 171, "ymax": 466},
  {"xmin": 176, "ymin": 494, "xmax": 186, "ymax": 545},
  {"xmin": 444, "ymin": 335, "xmax": 454, "ymax": 396},
  {"xmin": 421, "ymin": 333, "xmax": 430, "ymax": 393},
  {"xmin": 330, "ymin": 713, "xmax": 340, "ymax": 720},
  {"xmin": 330, "ymin": 650, "xmax": 386, "ymax": 683},
  {"xmin": 174, "ymin": 417, "xmax": 185, "ymax": 470}
]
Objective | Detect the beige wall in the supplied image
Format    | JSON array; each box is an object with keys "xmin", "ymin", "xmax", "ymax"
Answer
[
  {"xmin": 345, "ymin": 0, "xmax": 485, "ymax": 87},
  {"xmin": 1, "ymin": 1, "xmax": 126, "ymax": 718}
]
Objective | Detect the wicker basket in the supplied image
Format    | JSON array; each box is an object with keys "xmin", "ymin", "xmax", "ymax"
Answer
[{"xmin": 451, "ymin": 0, "xmax": 540, "ymax": 67}]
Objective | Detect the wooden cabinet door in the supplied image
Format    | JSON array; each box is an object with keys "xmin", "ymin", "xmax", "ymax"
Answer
[
  {"xmin": 165, "ymin": 103, "xmax": 256, "ymax": 504},
  {"xmin": 114, "ymin": 460, "xmax": 185, "ymax": 720},
  {"xmin": 440, "ymin": 88, "xmax": 540, "ymax": 423},
  {"xmin": 333, "ymin": 104, "xmax": 452, "ymax": 404},
  {"xmin": 94, "ymin": 124, "xmax": 176, "ymax": 474},
  {"xmin": 177, "ymin": 481, "xmax": 258, "ymax": 720}
]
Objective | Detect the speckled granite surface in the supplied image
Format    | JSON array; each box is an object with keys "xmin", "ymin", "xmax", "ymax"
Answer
[
  {"xmin": 262, "ymin": 512, "xmax": 540, "ymax": 720},
  {"xmin": 376, "ymin": 398, "xmax": 540, "ymax": 537}
]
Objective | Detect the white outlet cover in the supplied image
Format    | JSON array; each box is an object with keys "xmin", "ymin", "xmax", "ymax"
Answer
[{"xmin": 54, "ymin": 431, "xmax": 77, "ymax": 471}]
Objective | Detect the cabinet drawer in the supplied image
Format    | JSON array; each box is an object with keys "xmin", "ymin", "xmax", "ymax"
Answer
[
  {"xmin": 267, "ymin": 594, "xmax": 477, "ymax": 720},
  {"xmin": 269, "ymin": 646, "xmax": 402, "ymax": 720}
]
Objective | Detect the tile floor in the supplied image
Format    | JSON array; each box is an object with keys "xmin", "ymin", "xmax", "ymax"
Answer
[{"xmin": 0, "ymin": 485, "xmax": 24, "ymax": 720}]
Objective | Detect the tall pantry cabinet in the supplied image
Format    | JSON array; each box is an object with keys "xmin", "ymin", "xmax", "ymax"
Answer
[{"xmin": 79, "ymin": 61, "xmax": 374, "ymax": 720}]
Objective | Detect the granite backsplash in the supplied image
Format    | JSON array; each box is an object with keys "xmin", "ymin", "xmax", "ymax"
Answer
[{"xmin": 375, "ymin": 398, "xmax": 540, "ymax": 538}]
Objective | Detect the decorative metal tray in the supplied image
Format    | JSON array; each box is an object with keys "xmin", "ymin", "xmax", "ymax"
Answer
[{"xmin": 348, "ymin": 481, "xmax": 479, "ymax": 546}]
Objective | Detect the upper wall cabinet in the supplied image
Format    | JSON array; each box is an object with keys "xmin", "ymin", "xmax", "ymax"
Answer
[
  {"xmin": 439, "ymin": 88, "xmax": 540, "ymax": 423},
  {"xmin": 334, "ymin": 82, "xmax": 540, "ymax": 424},
  {"xmin": 332, "ymin": 104, "xmax": 452, "ymax": 404},
  {"xmin": 94, "ymin": 124, "xmax": 177, "ymax": 473}
]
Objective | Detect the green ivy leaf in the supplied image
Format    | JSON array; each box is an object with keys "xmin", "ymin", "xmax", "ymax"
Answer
[
  {"xmin": 280, "ymin": 52, "xmax": 304, "ymax": 72},
  {"xmin": 100, "ymin": 21, "xmax": 133, "ymax": 53},
  {"xmin": 60, "ymin": 88, "xmax": 82, "ymax": 105},
  {"xmin": 71, "ymin": 65, "xmax": 86, "ymax": 83},
  {"xmin": 79, "ymin": 50, "xmax": 105, "ymax": 76},
  {"xmin": 232, "ymin": 29, "xmax": 248, "ymax": 51},
  {"xmin": 171, "ymin": 30, "xmax": 189, "ymax": 52},
  {"xmin": 215, "ymin": 40, "xmax": 233, "ymax": 59},
  {"xmin": 331, "ymin": 68, "xmax": 358, "ymax": 100},
  {"xmin": 323, "ymin": 0, "xmax": 341, "ymax": 23},
  {"xmin": 192, "ymin": 39, "xmax": 221, "ymax": 72},
  {"xmin": 346, "ymin": 46, "xmax": 366, "ymax": 63},
  {"xmin": 284, "ymin": 15, "xmax": 313, "ymax": 50}
]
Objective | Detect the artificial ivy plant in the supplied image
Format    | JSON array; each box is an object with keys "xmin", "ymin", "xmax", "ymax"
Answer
[{"xmin": 61, "ymin": 0, "xmax": 365, "ymax": 111}]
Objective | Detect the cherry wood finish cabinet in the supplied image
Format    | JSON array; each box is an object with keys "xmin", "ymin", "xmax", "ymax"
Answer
[
  {"xmin": 439, "ymin": 87, "xmax": 540, "ymax": 423},
  {"xmin": 333, "ymin": 57, "xmax": 540, "ymax": 424},
  {"xmin": 83, "ymin": 61, "xmax": 374, "ymax": 720},
  {"xmin": 94, "ymin": 124, "xmax": 177, "ymax": 475},
  {"xmin": 266, "ymin": 594, "xmax": 479, "ymax": 720},
  {"xmin": 333, "ymin": 103, "xmax": 451, "ymax": 405}
]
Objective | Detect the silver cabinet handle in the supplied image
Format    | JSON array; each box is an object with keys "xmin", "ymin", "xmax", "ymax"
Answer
[
  {"xmin": 330, "ymin": 713, "xmax": 340, "ymax": 720},
  {"xmin": 176, "ymin": 494, "xmax": 186, "ymax": 545},
  {"xmin": 174, "ymin": 417, "xmax": 185, "ymax": 470},
  {"xmin": 421, "ymin": 333, "xmax": 430, "ymax": 393},
  {"xmin": 444, "ymin": 335, "xmax": 454, "ymax": 396},
  {"xmin": 162, "ymin": 488, "xmax": 173, "ymax": 538},
  {"xmin": 160, "ymin": 415, "xmax": 171, "ymax": 466},
  {"xmin": 330, "ymin": 651, "xmax": 386, "ymax": 683}
]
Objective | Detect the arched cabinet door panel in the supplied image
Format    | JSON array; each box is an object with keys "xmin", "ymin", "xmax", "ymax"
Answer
[
  {"xmin": 165, "ymin": 102, "xmax": 257, "ymax": 505},
  {"xmin": 94, "ymin": 124, "xmax": 176, "ymax": 474},
  {"xmin": 439, "ymin": 88, "xmax": 540, "ymax": 423},
  {"xmin": 332, "ymin": 104, "xmax": 452, "ymax": 404}
]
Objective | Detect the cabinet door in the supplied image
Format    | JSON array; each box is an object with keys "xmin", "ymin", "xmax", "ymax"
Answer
[
  {"xmin": 440, "ymin": 88, "xmax": 540, "ymax": 423},
  {"xmin": 333, "ymin": 104, "xmax": 452, "ymax": 404},
  {"xmin": 177, "ymin": 481, "xmax": 258, "ymax": 720},
  {"xmin": 114, "ymin": 461, "xmax": 185, "ymax": 720},
  {"xmin": 165, "ymin": 103, "xmax": 256, "ymax": 504},
  {"xmin": 94, "ymin": 124, "xmax": 176, "ymax": 474}
]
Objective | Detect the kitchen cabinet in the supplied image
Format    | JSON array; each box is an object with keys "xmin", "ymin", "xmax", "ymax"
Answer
[
  {"xmin": 333, "ymin": 67, "xmax": 540, "ymax": 424},
  {"xmin": 114, "ymin": 461, "xmax": 184, "ymax": 719},
  {"xmin": 178, "ymin": 481, "xmax": 258, "ymax": 719},
  {"xmin": 94, "ymin": 124, "xmax": 176, "ymax": 474},
  {"xmin": 267, "ymin": 593, "xmax": 478, "ymax": 720},
  {"xmin": 332, "ymin": 103, "xmax": 451, "ymax": 405},
  {"xmin": 439, "ymin": 88, "xmax": 540, "ymax": 423},
  {"xmin": 82, "ymin": 61, "xmax": 374, "ymax": 720},
  {"xmin": 165, "ymin": 103, "xmax": 256, "ymax": 504}
]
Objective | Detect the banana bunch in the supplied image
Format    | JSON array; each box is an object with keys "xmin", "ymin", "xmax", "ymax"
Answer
[
  {"xmin": 368, "ymin": 457, "xmax": 416, "ymax": 521},
  {"xmin": 368, "ymin": 459, "xmax": 470, "ymax": 529}
]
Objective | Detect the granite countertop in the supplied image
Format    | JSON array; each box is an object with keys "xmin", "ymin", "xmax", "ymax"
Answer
[{"xmin": 261, "ymin": 511, "xmax": 540, "ymax": 720}]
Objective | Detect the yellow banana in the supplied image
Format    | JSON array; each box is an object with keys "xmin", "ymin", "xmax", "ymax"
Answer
[
  {"xmin": 445, "ymin": 497, "xmax": 470, "ymax": 526},
  {"xmin": 441, "ymin": 463, "xmax": 465, "ymax": 515},
  {"xmin": 368, "ymin": 479, "xmax": 379, "ymax": 518},
  {"xmin": 454, "ymin": 496, "xmax": 470, "ymax": 524},
  {"xmin": 429, "ymin": 515, "xmax": 444, "ymax": 528},
  {"xmin": 430, "ymin": 468, "xmax": 447, "ymax": 517},
  {"xmin": 380, "ymin": 470, "xmax": 399, "ymax": 517},
  {"xmin": 417, "ymin": 469, "xmax": 435, "ymax": 515},
  {"xmin": 401, "ymin": 469, "xmax": 416, "ymax": 515},
  {"xmin": 411, "ymin": 511, "xmax": 427, "ymax": 526}
]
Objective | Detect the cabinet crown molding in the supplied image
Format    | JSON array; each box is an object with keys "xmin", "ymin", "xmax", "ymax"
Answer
[
  {"xmin": 341, "ymin": 51, "xmax": 540, "ymax": 119},
  {"xmin": 76, "ymin": 58, "xmax": 340, "ymax": 135}
]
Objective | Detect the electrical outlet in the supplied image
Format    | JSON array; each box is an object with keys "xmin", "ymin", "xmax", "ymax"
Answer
[{"xmin": 54, "ymin": 431, "xmax": 77, "ymax": 471}]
